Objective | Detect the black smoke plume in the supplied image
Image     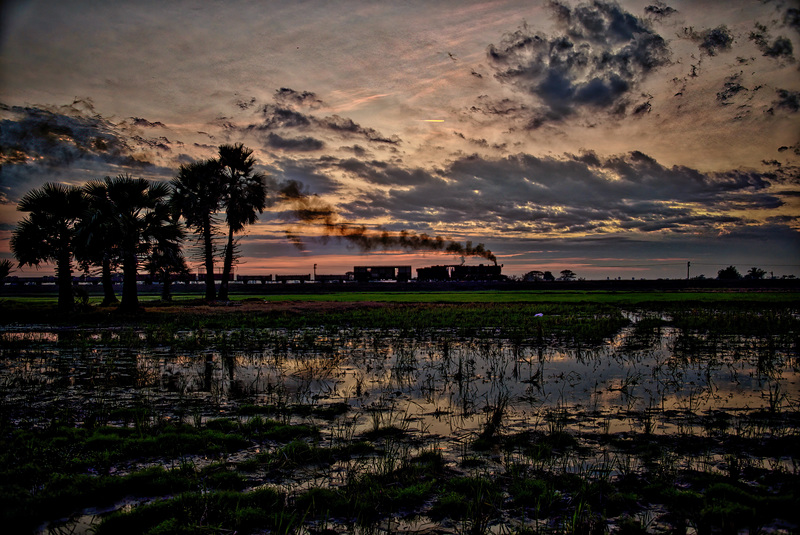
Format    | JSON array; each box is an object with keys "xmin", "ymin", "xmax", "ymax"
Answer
[{"xmin": 278, "ymin": 181, "xmax": 497, "ymax": 264}]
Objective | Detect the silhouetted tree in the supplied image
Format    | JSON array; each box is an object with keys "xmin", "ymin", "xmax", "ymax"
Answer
[
  {"xmin": 0, "ymin": 259, "xmax": 13, "ymax": 285},
  {"xmin": 717, "ymin": 265, "xmax": 742, "ymax": 280},
  {"xmin": 543, "ymin": 271, "xmax": 555, "ymax": 281},
  {"xmin": 145, "ymin": 238, "xmax": 188, "ymax": 301},
  {"xmin": 11, "ymin": 183, "xmax": 87, "ymax": 311},
  {"xmin": 171, "ymin": 159, "xmax": 223, "ymax": 300},
  {"xmin": 217, "ymin": 143, "xmax": 268, "ymax": 300},
  {"xmin": 746, "ymin": 267, "xmax": 766, "ymax": 279},
  {"xmin": 559, "ymin": 269, "xmax": 576, "ymax": 281},
  {"xmin": 524, "ymin": 270, "xmax": 544, "ymax": 282},
  {"xmin": 77, "ymin": 184, "xmax": 124, "ymax": 306},
  {"xmin": 84, "ymin": 175, "xmax": 180, "ymax": 312}
]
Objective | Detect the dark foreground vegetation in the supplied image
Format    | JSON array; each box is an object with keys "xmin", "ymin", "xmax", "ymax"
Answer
[{"xmin": 1, "ymin": 289, "xmax": 798, "ymax": 534}]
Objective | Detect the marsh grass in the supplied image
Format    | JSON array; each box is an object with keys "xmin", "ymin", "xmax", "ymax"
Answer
[{"xmin": 1, "ymin": 293, "xmax": 798, "ymax": 534}]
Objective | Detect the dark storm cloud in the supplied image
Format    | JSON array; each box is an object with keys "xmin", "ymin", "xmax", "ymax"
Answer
[
  {"xmin": 235, "ymin": 97, "xmax": 257, "ymax": 110},
  {"xmin": 777, "ymin": 143, "xmax": 800, "ymax": 156},
  {"xmin": 0, "ymin": 100, "xmax": 171, "ymax": 201},
  {"xmin": 256, "ymin": 104, "xmax": 313, "ymax": 129},
  {"xmin": 273, "ymin": 88, "xmax": 324, "ymax": 109},
  {"xmin": 339, "ymin": 151, "xmax": 783, "ymax": 237},
  {"xmin": 631, "ymin": 99, "xmax": 652, "ymax": 114},
  {"xmin": 644, "ymin": 2, "xmax": 676, "ymax": 21},
  {"xmin": 265, "ymin": 132, "xmax": 325, "ymax": 152},
  {"xmin": 762, "ymin": 36, "xmax": 794, "ymax": 58},
  {"xmin": 453, "ymin": 131, "xmax": 508, "ymax": 150},
  {"xmin": 131, "ymin": 117, "xmax": 166, "ymax": 128},
  {"xmin": 469, "ymin": 96, "xmax": 528, "ymax": 118},
  {"xmin": 786, "ymin": 8, "xmax": 800, "ymax": 33},
  {"xmin": 333, "ymin": 158, "xmax": 437, "ymax": 186},
  {"xmin": 317, "ymin": 115, "xmax": 401, "ymax": 144},
  {"xmin": 684, "ymin": 25, "xmax": 734, "ymax": 56},
  {"xmin": 342, "ymin": 145, "xmax": 368, "ymax": 156},
  {"xmin": 486, "ymin": 1, "xmax": 671, "ymax": 124},
  {"xmin": 248, "ymin": 107, "xmax": 400, "ymax": 145},
  {"xmin": 767, "ymin": 214, "xmax": 799, "ymax": 224},
  {"xmin": 774, "ymin": 89, "xmax": 800, "ymax": 112},
  {"xmin": 240, "ymin": 88, "xmax": 400, "ymax": 145},
  {"xmin": 716, "ymin": 73, "xmax": 748, "ymax": 105},
  {"xmin": 0, "ymin": 101, "xmax": 137, "ymax": 166},
  {"xmin": 749, "ymin": 23, "xmax": 795, "ymax": 60}
]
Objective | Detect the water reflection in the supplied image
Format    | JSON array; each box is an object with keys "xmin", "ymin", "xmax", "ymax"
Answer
[{"xmin": 1, "ymin": 322, "xmax": 797, "ymax": 440}]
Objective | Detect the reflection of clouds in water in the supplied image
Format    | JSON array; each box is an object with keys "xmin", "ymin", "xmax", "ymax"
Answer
[{"xmin": 1, "ymin": 325, "xmax": 795, "ymax": 439}]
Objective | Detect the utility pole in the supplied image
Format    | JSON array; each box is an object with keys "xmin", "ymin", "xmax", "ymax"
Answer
[
  {"xmin": 687, "ymin": 261, "xmax": 691, "ymax": 280},
  {"xmin": 313, "ymin": 263, "xmax": 317, "ymax": 281}
]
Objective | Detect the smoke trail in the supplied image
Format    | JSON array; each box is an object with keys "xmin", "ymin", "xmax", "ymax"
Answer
[{"xmin": 279, "ymin": 181, "xmax": 497, "ymax": 264}]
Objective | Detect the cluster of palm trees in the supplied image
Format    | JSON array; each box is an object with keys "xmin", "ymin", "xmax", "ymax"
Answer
[{"xmin": 10, "ymin": 143, "xmax": 268, "ymax": 312}]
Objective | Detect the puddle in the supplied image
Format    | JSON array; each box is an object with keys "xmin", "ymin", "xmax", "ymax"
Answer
[{"xmin": 2, "ymin": 316, "xmax": 798, "ymax": 534}]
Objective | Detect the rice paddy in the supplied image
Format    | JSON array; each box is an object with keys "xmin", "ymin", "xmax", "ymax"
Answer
[{"xmin": 1, "ymin": 290, "xmax": 798, "ymax": 534}]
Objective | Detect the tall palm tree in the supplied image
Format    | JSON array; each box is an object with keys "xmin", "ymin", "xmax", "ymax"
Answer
[
  {"xmin": 217, "ymin": 143, "xmax": 267, "ymax": 300},
  {"xmin": 77, "ymin": 186, "xmax": 124, "ymax": 306},
  {"xmin": 170, "ymin": 159, "xmax": 223, "ymax": 301},
  {"xmin": 84, "ymin": 175, "xmax": 180, "ymax": 312},
  {"xmin": 11, "ymin": 183, "xmax": 87, "ymax": 311}
]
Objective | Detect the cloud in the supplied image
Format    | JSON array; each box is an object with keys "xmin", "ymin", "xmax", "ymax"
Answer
[
  {"xmin": 317, "ymin": 115, "xmax": 401, "ymax": 144},
  {"xmin": 235, "ymin": 97, "xmax": 257, "ymax": 110},
  {"xmin": 273, "ymin": 87, "xmax": 324, "ymax": 108},
  {"xmin": 786, "ymin": 8, "xmax": 800, "ymax": 34},
  {"xmin": 773, "ymin": 89, "xmax": 800, "ymax": 112},
  {"xmin": 684, "ymin": 25, "xmax": 734, "ymax": 56},
  {"xmin": 338, "ymin": 150, "xmax": 784, "ymax": 238},
  {"xmin": 0, "ymin": 100, "xmax": 172, "ymax": 201},
  {"xmin": 265, "ymin": 132, "xmax": 325, "ymax": 151},
  {"xmin": 749, "ymin": 22, "xmax": 795, "ymax": 60},
  {"xmin": 453, "ymin": 131, "xmax": 508, "ymax": 151},
  {"xmin": 469, "ymin": 96, "xmax": 529, "ymax": 118},
  {"xmin": 486, "ymin": 1, "xmax": 671, "ymax": 125},
  {"xmin": 247, "ymin": 106, "xmax": 401, "ymax": 145},
  {"xmin": 333, "ymin": 158, "xmax": 437, "ymax": 186},
  {"xmin": 644, "ymin": 2, "xmax": 677, "ymax": 21},
  {"xmin": 716, "ymin": 73, "xmax": 748, "ymax": 105},
  {"xmin": 255, "ymin": 104, "xmax": 313, "ymax": 129},
  {"xmin": 131, "ymin": 117, "xmax": 166, "ymax": 128}
]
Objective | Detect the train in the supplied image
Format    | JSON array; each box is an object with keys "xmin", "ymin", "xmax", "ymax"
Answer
[{"xmin": 2, "ymin": 263, "xmax": 504, "ymax": 286}]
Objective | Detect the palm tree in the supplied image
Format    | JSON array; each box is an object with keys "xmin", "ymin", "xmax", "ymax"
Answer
[
  {"xmin": 10, "ymin": 183, "xmax": 87, "ymax": 311},
  {"xmin": 77, "ymin": 186, "xmax": 123, "ymax": 306},
  {"xmin": 170, "ymin": 159, "xmax": 223, "ymax": 301},
  {"xmin": 84, "ymin": 175, "xmax": 180, "ymax": 312},
  {"xmin": 746, "ymin": 267, "xmax": 766, "ymax": 280},
  {"xmin": 145, "ymin": 235, "xmax": 188, "ymax": 301},
  {"xmin": 0, "ymin": 259, "xmax": 12, "ymax": 284},
  {"xmin": 217, "ymin": 143, "xmax": 268, "ymax": 300}
]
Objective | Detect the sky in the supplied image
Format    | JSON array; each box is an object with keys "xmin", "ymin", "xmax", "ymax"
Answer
[{"xmin": 1, "ymin": 0, "xmax": 798, "ymax": 280}]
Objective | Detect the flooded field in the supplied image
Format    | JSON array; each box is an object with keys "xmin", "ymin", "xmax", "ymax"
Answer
[{"xmin": 1, "ymin": 298, "xmax": 798, "ymax": 534}]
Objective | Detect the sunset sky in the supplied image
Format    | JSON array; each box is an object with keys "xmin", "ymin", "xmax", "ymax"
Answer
[{"xmin": 1, "ymin": 0, "xmax": 798, "ymax": 280}]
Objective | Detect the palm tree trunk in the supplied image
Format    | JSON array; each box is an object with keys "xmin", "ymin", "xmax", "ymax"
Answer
[
  {"xmin": 202, "ymin": 220, "xmax": 216, "ymax": 301},
  {"xmin": 161, "ymin": 272, "xmax": 172, "ymax": 301},
  {"xmin": 100, "ymin": 255, "xmax": 118, "ymax": 306},
  {"xmin": 56, "ymin": 250, "xmax": 74, "ymax": 312},
  {"xmin": 119, "ymin": 252, "xmax": 139, "ymax": 311},
  {"xmin": 218, "ymin": 226, "xmax": 234, "ymax": 301}
]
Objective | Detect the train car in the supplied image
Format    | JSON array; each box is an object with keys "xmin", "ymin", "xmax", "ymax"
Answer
[
  {"xmin": 416, "ymin": 264, "xmax": 505, "ymax": 282},
  {"xmin": 353, "ymin": 266, "xmax": 411, "ymax": 282}
]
